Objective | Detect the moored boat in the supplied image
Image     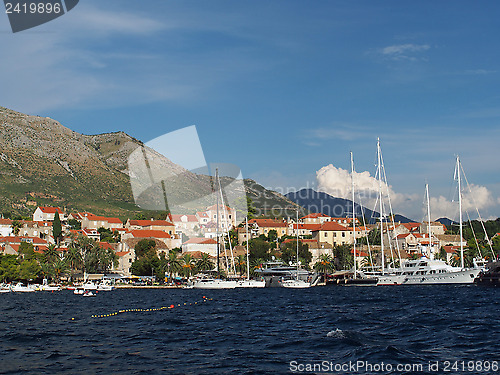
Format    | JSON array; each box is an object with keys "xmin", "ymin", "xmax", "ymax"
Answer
[
  {"xmin": 11, "ymin": 282, "xmax": 36, "ymax": 292},
  {"xmin": 474, "ymin": 261, "xmax": 500, "ymax": 286},
  {"xmin": 281, "ymin": 278, "xmax": 311, "ymax": 289},
  {"xmin": 192, "ymin": 278, "xmax": 237, "ymax": 289}
]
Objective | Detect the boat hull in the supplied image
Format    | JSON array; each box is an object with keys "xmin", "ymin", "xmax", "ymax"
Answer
[
  {"xmin": 400, "ymin": 268, "xmax": 481, "ymax": 285},
  {"xmin": 192, "ymin": 279, "xmax": 238, "ymax": 289},
  {"xmin": 236, "ymin": 280, "xmax": 266, "ymax": 288},
  {"xmin": 281, "ymin": 279, "xmax": 311, "ymax": 288}
]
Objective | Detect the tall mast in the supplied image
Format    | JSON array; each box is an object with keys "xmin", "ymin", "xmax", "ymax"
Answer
[
  {"xmin": 426, "ymin": 183, "xmax": 432, "ymax": 259},
  {"xmin": 377, "ymin": 138, "xmax": 385, "ymax": 274},
  {"xmin": 246, "ymin": 216, "xmax": 250, "ymax": 280},
  {"xmin": 457, "ymin": 156, "xmax": 464, "ymax": 269},
  {"xmin": 216, "ymin": 168, "xmax": 220, "ymax": 277},
  {"xmin": 296, "ymin": 210, "xmax": 299, "ymax": 280},
  {"xmin": 351, "ymin": 151, "xmax": 356, "ymax": 278}
]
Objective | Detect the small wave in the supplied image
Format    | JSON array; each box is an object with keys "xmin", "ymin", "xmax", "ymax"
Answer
[{"xmin": 327, "ymin": 328, "xmax": 346, "ymax": 338}]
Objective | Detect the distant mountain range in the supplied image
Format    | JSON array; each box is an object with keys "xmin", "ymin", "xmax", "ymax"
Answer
[
  {"xmin": 0, "ymin": 106, "xmax": 298, "ymax": 219},
  {"xmin": 436, "ymin": 217, "xmax": 457, "ymax": 227},
  {"xmin": 285, "ymin": 188, "xmax": 415, "ymax": 224}
]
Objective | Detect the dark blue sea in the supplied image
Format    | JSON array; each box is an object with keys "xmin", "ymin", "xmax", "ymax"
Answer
[{"xmin": 0, "ymin": 285, "xmax": 499, "ymax": 375}]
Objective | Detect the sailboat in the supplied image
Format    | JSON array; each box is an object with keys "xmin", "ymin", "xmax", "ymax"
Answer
[
  {"xmin": 237, "ymin": 217, "xmax": 266, "ymax": 288},
  {"xmin": 192, "ymin": 168, "xmax": 237, "ymax": 290},
  {"xmin": 379, "ymin": 157, "xmax": 485, "ymax": 285},
  {"xmin": 345, "ymin": 151, "xmax": 378, "ymax": 285},
  {"xmin": 281, "ymin": 211, "xmax": 311, "ymax": 288}
]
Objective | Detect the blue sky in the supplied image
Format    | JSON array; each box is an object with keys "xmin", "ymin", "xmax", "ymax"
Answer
[{"xmin": 1, "ymin": 1, "xmax": 499, "ymax": 220}]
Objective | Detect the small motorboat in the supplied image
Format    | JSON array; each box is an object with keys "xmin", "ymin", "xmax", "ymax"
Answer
[{"xmin": 11, "ymin": 282, "xmax": 36, "ymax": 292}]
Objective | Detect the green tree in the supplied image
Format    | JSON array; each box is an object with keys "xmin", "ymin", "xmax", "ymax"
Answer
[
  {"xmin": 0, "ymin": 254, "xmax": 19, "ymax": 282},
  {"xmin": 42, "ymin": 244, "xmax": 59, "ymax": 264},
  {"xmin": 52, "ymin": 258, "xmax": 68, "ymax": 283},
  {"xmin": 235, "ymin": 254, "xmax": 247, "ymax": 276},
  {"xmin": 166, "ymin": 250, "xmax": 182, "ymax": 283},
  {"xmin": 180, "ymin": 253, "xmax": 196, "ymax": 278},
  {"xmin": 436, "ymin": 247, "xmax": 448, "ymax": 262},
  {"xmin": 53, "ymin": 211, "xmax": 62, "ymax": 244},
  {"xmin": 98, "ymin": 227, "xmax": 121, "ymax": 243},
  {"xmin": 267, "ymin": 229, "xmax": 278, "ymax": 243},
  {"xmin": 314, "ymin": 253, "xmax": 334, "ymax": 281},
  {"xmin": 64, "ymin": 246, "xmax": 83, "ymax": 271},
  {"xmin": 18, "ymin": 241, "xmax": 37, "ymax": 261},
  {"xmin": 134, "ymin": 239, "xmax": 157, "ymax": 259},
  {"xmin": 333, "ymin": 244, "xmax": 353, "ymax": 270},
  {"xmin": 196, "ymin": 253, "xmax": 214, "ymax": 273},
  {"xmin": 11, "ymin": 220, "xmax": 22, "ymax": 236},
  {"xmin": 248, "ymin": 238, "xmax": 272, "ymax": 261},
  {"xmin": 18, "ymin": 259, "xmax": 41, "ymax": 281},
  {"xmin": 67, "ymin": 219, "xmax": 81, "ymax": 230},
  {"xmin": 280, "ymin": 240, "xmax": 312, "ymax": 266}
]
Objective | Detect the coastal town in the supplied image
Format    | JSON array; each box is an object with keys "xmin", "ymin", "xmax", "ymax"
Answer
[{"xmin": 2, "ymin": 202, "xmax": 495, "ymax": 289}]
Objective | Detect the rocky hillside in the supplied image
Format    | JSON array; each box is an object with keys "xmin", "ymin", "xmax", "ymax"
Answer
[{"xmin": 0, "ymin": 107, "xmax": 297, "ymax": 220}]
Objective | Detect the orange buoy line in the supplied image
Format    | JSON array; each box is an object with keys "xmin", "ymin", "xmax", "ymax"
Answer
[{"xmin": 89, "ymin": 296, "xmax": 212, "ymax": 319}]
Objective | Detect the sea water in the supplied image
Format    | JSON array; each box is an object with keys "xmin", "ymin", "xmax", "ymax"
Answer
[{"xmin": 0, "ymin": 285, "xmax": 498, "ymax": 374}]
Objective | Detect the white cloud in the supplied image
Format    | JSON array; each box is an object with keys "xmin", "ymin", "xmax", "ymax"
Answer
[
  {"xmin": 316, "ymin": 164, "xmax": 415, "ymax": 212},
  {"xmin": 430, "ymin": 184, "xmax": 494, "ymax": 220},
  {"xmin": 315, "ymin": 164, "xmax": 496, "ymax": 221},
  {"xmin": 378, "ymin": 43, "xmax": 430, "ymax": 61}
]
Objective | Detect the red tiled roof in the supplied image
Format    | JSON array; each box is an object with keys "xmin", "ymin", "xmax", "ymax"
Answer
[
  {"xmin": 170, "ymin": 215, "xmax": 198, "ymax": 223},
  {"xmin": 98, "ymin": 242, "xmax": 114, "ymax": 250},
  {"xmin": 183, "ymin": 250, "xmax": 216, "ymax": 259},
  {"xmin": 38, "ymin": 207, "xmax": 63, "ymax": 214},
  {"xmin": 130, "ymin": 230, "xmax": 171, "ymax": 239},
  {"xmin": 401, "ymin": 222, "xmax": 421, "ymax": 231},
  {"xmin": 443, "ymin": 245, "xmax": 460, "ymax": 254},
  {"xmin": 317, "ymin": 222, "xmax": 350, "ymax": 231},
  {"xmin": 283, "ymin": 238, "xmax": 317, "ymax": 244},
  {"xmin": 301, "ymin": 213, "xmax": 329, "ymax": 219},
  {"xmin": 78, "ymin": 212, "xmax": 122, "ymax": 224},
  {"xmin": 0, "ymin": 236, "xmax": 48, "ymax": 244},
  {"xmin": 249, "ymin": 219, "xmax": 287, "ymax": 228},
  {"xmin": 196, "ymin": 212, "xmax": 209, "ymax": 218},
  {"xmin": 116, "ymin": 251, "xmax": 130, "ymax": 257},
  {"xmin": 292, "ymin": 224, "xmax": 321, "ymax": 231},
  {"xmin": 183, "ymin": 237, "xmax": 217, "ymax": 245},
  {"xmin": 0, "ymin": 219, "xmax": 12, "ymax": 225},
  {"xmin": 128, "ymin": 219, "xmax": 174, "ymax": 227},
  {"xmin": 351, "ymin": 249, "xmax": 369, "ymax": 257}
]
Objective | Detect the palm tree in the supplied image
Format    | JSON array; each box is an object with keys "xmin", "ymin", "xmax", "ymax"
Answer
[
  {"xmin": 250, "ymin": 258, "xmax": 264, "ymax": 277},
  {"xmin": 235, "ymin": 255, "xmax": 246, "ymax": 277},
  {"xmin": 43, "ymin": 244, "xmax": 59, "ymax": 264},
  {"xmin": 167, "ymin": 250, "xmax": 182, "ymax": 284},
  {"xmin": 196, "ymin": 253, "xmax": 214, "ymax": 274},
  {"xmin": 64, "ymin": 246, "xmax": 83, "ymax": 271},
  {"xmin": 181, "ymin": 253, "xmax": 196, "ymax": 279},
  {"xmin": 314, "ymin": 253, "xmax": 334, "ymax": 282},
  {"xmin": 52, "ymin": 258, "xmax": 68, "ymax": 283}
]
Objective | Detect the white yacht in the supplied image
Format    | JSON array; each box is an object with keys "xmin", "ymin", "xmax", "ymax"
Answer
[
  {"xmin": 11, "ymin": 282, "xmax": 36, "ymax": 292},
  {"xmin": 378, "ymin": 257, "xmax": 482, "ymax": 285},
  {"xmin": 0, "ymin": 284, "xmax": 11, "ymax": 293},
  {"xmin": 378, "ymin": 171, "xmax": 487, "ymax": 286},
  {"xmin": 281, "ymin": 278, "xmax": 311, "ymax": 289},
  {"xmin": 236, "ymin": 279, "xmax": 266, "ymax": 288},
  {"xmin": 192, "ymin": 278, "xmax": 237, "ymax": 289},
  {"xmin": 235, "ymin": 217, "xmax": 266, "ymax": 288}
]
